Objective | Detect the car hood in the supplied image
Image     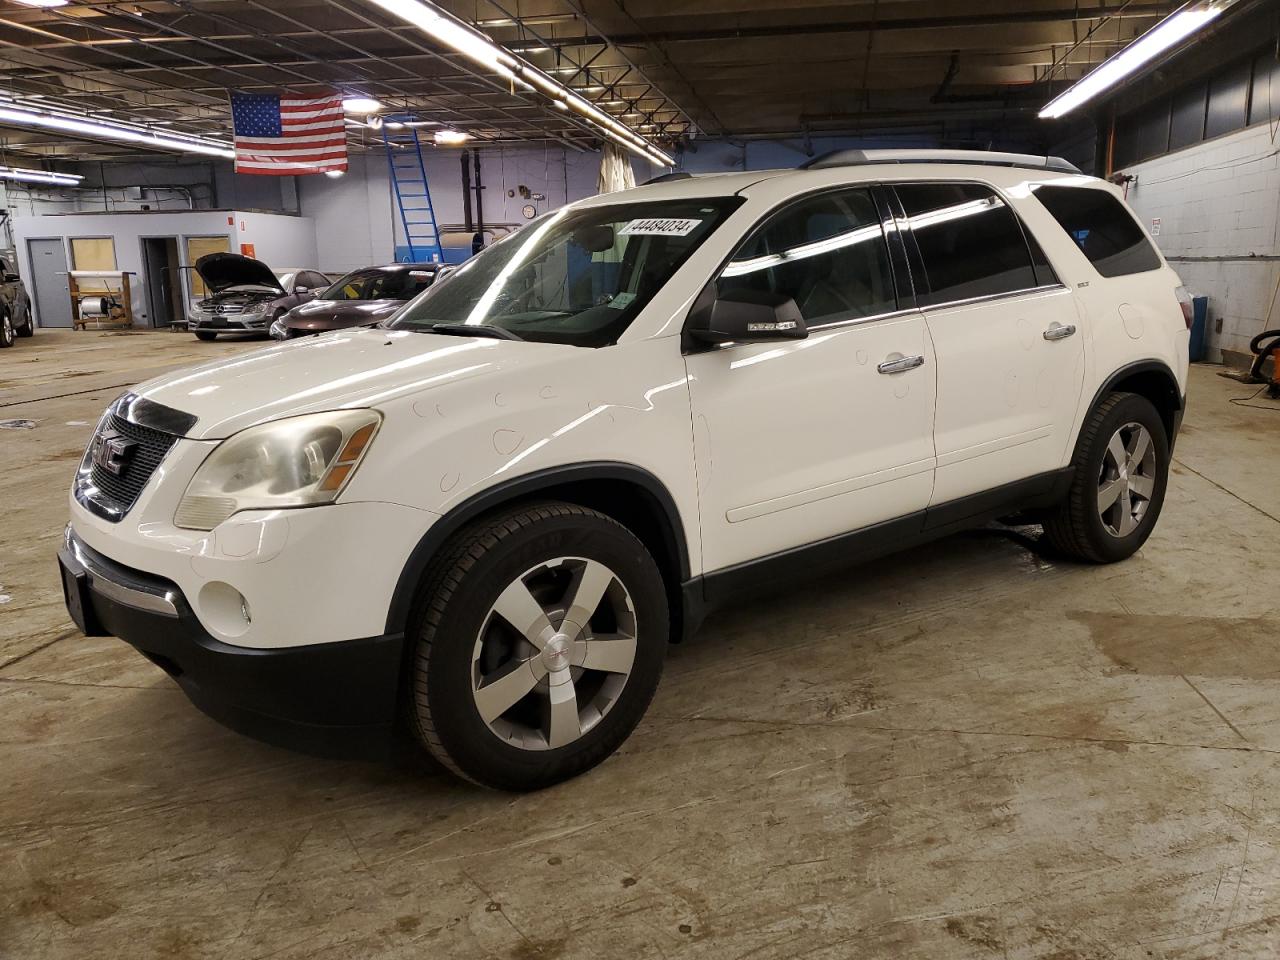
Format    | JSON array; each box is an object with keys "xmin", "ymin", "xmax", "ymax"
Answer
[
  {"xmin": 285, "ymin": 299, "xmax": 402, "ymax": 328},
  {"xmin": 194, "ymin": 252, "xmax": 285, "ymax": 294},
  {"xmin": 130, "ymin": 327, "xmax": 573, "ymax": 439}
]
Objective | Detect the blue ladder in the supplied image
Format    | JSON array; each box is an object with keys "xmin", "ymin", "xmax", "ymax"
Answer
[{"xmin": 382, "ymin": 116, "xmax": 444, "ymax": 263}]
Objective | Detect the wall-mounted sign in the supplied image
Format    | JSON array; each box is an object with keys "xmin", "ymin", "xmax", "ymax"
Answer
[
  {"xmin": 240, "ymin": 242, "xmax": 256, "ymax": 258},
  {"xmin": 522, "ymin": 204, "xmax": 537, "ymax": 220},
  {"xmin": 1151, "ymin": 217, "xmax": 1162, "ymax": 236}
]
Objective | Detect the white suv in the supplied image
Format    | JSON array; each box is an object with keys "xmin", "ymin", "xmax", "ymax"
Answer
[{"xmin": 59, "ymin": 150, "xmax": 1189, "ymax": 790}]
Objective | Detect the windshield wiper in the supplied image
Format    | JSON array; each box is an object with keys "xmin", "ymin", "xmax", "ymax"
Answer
[{"xmin": 429, "ymin": 322, "xmax": 523, "ymax": 341}]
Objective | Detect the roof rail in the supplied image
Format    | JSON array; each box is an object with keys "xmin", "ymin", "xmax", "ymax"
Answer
[{"xmin": 800, "ymin": 149, "xmax": 1081, "ymax": 175}]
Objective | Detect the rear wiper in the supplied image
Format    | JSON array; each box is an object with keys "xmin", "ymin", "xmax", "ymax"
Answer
[{"xmin": 429, "ymin": 322, "xmax": 523, "ymax": 341}]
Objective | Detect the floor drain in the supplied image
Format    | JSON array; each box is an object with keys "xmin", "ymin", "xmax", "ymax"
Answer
[{"xmin": 0, "ymin": 419, "xmax": 36, "ymax": 430}]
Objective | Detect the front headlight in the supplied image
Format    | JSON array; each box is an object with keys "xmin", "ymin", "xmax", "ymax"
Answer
[
  {"xmin": 243, "ymin": 300, "xmax": 271, "ymax": 315},
  {"xmin": 175, "ymin": 410, "xmax": 381, "ymax": 530},
  {"xmin": 269, "ymin": 318, "xmax": 287, "ymax": 340}
]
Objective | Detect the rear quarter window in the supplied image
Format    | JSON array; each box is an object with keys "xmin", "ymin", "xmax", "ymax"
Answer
[{"xmin": 1033, "ymin": 185, "xmax": 1162, "ymax": 278}]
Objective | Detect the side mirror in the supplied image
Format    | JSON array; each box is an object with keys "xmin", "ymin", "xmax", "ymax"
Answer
[
  {"xmin": 295, "ymin": 285, "xmax": 310, "ymax": 294},
  {"xmin": 686, "ymin": 287, "xmax": 807, "ymax": 347},
  {"xmin": 3, "ymin": 273, "xmax": 19, "ymax": 284}
]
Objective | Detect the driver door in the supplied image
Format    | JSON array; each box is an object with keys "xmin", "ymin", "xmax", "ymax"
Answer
[{"xmin": 684, "ymin": 186, "xmax": 937, "ymax": 575}]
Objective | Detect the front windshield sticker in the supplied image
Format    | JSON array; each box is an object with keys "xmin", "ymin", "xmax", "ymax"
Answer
[{"xmin": 619, "ymin": 218, "xmax": 702, "ymax": 237}]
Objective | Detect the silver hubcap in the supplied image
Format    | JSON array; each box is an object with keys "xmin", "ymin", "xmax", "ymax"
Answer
[
  {"xmin": 1097, "ymin": 421, "xmax": 1157, "ymax": 537},
  {"xmin": 471, "ymin": 557, "xmax": 637, "ymax": 751}
]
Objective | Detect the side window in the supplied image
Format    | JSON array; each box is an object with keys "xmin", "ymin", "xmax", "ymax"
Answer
[
  {"xmin": 1033, "ymin": 185, "xmax": 1162, "ymax": 278},
  {"xmin": 718, "ymin": 188, "xmax": 896, "ymax": 325},
  {"xmin": 895, "ymin": 183, "xmax": 1038, "ymax": 307}
]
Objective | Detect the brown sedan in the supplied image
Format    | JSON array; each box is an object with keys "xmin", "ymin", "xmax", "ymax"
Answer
[{"xmin": 271, "ymin": 263, "xmax": 441, "ymax": 340}]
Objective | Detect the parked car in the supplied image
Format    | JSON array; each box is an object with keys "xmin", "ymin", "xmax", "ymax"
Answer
[
  {"xmin": 187, "ymin": 253, "xmax": 328, "ymax": 340},
  {"xmin": 270, "ymin": 263, "xmax": 441, "ymax": 340},
  {"xmin": 59, "ymin": 150, "xmax": 1190, "ymax": 790},
  {"xmin": 0, "ymin": 255, "xmax": 34, "ymax": 348}
]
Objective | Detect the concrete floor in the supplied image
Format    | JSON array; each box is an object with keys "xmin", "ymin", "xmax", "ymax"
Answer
[{"xmin": 3, "ymin": 330, "xmax": 1280, "ymax": 960}]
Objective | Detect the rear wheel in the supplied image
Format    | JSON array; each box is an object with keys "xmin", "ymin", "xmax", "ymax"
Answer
[
  {"xmin": 1042, "ymin": 392, "xmax": 1170, "ymax": 563},
  {"xmin": 407, "ymin": 502, "xmax": 668, "ymax": 790},
  {"xmin": 194, "ymin": 330, "xmax": 217, "ymax": 341},
  {"xmin": 0, "ymin": 313, "xmax": 14, "ymax": 348}
]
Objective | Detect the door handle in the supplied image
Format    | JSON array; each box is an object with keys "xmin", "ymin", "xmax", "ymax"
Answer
[
  {"xmin": 1043, "ymin": 322, "xmax": 1077, "ymax": 341},
  {"xmin": 877, "ymin": 354, "xmax": 925, "ymax": 375}
]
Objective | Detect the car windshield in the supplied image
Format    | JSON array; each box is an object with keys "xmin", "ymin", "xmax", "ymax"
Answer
[
  {"xmin": 389, "ymin": 197, "xmax": 742, "ymax": 347},
  {"xmin": 322, "ymin": 268, "xmax": 435, "ymax": 302}
]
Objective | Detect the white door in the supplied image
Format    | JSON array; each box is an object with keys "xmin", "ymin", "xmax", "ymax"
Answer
[
  {"xmin": 892, "ymin": 182, "xmax": 1085, "ymax": 505},
  {"xmin": 685, "ymin": 186, "xmax": 937, "ymax": 574}
]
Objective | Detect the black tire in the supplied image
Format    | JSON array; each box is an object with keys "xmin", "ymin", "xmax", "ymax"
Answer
[
  {"xmin": 1042, "ymin": 392, "xmax": 1170, "ymax": 563},
  {"xmin": 0, "ymin": 313, "xmax": 14, "ymax": 348},
  {"xmin": 16, "ymin": 305, "xmax": 33, "ymax": 337},
  {"xmin": 194, "ymin": 330, "xmax": 217, "ymax": 341},
  {"xmin": 407, "ymin": 501, "xmax": 668, "ymax": 791}
]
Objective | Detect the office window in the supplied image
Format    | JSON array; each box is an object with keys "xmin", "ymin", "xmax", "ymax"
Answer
[{"xmin": 185, "ymin": 236, "xmax": 232, "ymax": 298}]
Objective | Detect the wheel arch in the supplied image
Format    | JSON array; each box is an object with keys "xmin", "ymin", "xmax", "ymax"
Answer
[
  {"xmin": 384, "ymin": 462, "xmax": 693, "ymax": 642},
  {"xmin": 1086, "ymin": 359, "xmax": 1183, "ymax": 446}
]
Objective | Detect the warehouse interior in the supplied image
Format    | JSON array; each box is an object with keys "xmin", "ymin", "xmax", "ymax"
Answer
[{"xmin": 4, "ymin": 1, "xmax": 1280, "ymax": 957}]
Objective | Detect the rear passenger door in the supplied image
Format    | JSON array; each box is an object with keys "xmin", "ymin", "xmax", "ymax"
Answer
[
  {"xmin": 685, "ymin": 186, "xmax": 937, "ymax": 574},
  {"xmin": 893, "ymin": 182, "xmax": 1085, "ymax": 507}
]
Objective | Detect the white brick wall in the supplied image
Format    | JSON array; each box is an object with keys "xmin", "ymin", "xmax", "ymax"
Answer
[{"xmin": 1122, "ymin": 122, "xmax": 1280, "ymax": 361}]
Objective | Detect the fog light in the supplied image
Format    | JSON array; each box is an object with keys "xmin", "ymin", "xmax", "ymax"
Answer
[{"xmin": 198, "ymin": 581, "xmax": 252, "ymax": 638}]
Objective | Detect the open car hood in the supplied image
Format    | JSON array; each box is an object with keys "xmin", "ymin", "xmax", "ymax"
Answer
[{"xmin": 194, "ymin": 252, "xmax": 284, "ymax": 294}]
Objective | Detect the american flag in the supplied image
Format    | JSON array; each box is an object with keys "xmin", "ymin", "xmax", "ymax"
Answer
[{"xmin": 230, "ymin": 92, "xmax": 347, "ymax": 176}]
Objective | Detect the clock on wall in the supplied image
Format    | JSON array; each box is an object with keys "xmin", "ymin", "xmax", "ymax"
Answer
[{"xmin": 522, "ymin": 203, "xmax": 537, "ymax": 220}]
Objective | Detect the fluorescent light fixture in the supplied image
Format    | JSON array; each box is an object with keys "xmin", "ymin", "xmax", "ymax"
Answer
[
  {"xmin": 342, "ymin": 97, "xmax": 384, "ymax": 114},
  {"xmin": 324, "ymin": 169, "xmax": 345, "ymax": 179},
  {"xmin": 363, "ymin": 0, "xmax": 672, "ymax": 166},
  {"xmin": 12, "ymin": 0, "xmax": 69, "ymax": 6},
  {"xmin": 433, "ymin": 129, "xmax": 471, "ymax": 145},
  {"xmin": 0, "ymin": 97, "xmax": 234, "ymax": 159},
  {"xmin": 0, "ymin": 165, "xmax": 82, "ymax": 186},
  {"xmin": 1040, "ymin": 3, "xmax": 1228, "ymax": 119}
]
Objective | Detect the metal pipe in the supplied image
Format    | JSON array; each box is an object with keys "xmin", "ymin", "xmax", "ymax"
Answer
[
  {"xmin": 473, "ymin": 151, "xmax": 484, "ymax": 238},
  {"xmin": 461, "ymin": 150, "xmax": 473, "ymax": 234}
]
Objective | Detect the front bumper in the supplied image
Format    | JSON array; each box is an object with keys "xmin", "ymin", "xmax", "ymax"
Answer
[
  {"xmin": 58, "ymin": 525, "xmax": 405, "ymax": 757},
  {"xmin": 189, "ymin": 314, "xmax": 270, "ymax": 331}
]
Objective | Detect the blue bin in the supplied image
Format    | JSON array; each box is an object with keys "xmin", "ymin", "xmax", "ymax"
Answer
[{"xmin": 1189, "ymin": 295, "xmax": 1208, "ymax": 362}]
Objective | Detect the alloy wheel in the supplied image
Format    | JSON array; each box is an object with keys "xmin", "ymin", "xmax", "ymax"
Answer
[
  {"xmin": 1097, "ymin": 421, "xmax": 1157, "ymax": 537},
  {"xmin": 471, "ymin": 556, "xmax": 638, "ymax": 751}
]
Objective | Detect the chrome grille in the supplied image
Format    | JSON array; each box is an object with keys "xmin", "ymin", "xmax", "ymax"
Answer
[{"xmin": 84, "ymin": 414, "xmax": 178, "ymax": 520}]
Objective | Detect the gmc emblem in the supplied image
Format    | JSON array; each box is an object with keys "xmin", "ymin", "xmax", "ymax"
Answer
[{"xmin": 91, "ymin": 430, "xmax": 136, "ymax": 476}]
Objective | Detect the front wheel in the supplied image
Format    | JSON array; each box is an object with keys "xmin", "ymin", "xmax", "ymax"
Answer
[
  {"xmin": 194, "ymin": 330, "xmax": 217, "ymax": 341},
  {"xmin": 16, "ymin": 303, "xmax": 33, "ymax": 337},
  {"xmin": 407, "ymin": 502, "xmax": 668, "ymax": 790},
  {"xmin": 1042, "ymin": 392, "xmax": 1170, "ymax": 563},
  {"xmin": 0, "ymin": 313, "xmax": 14, "ymax": 348}
]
